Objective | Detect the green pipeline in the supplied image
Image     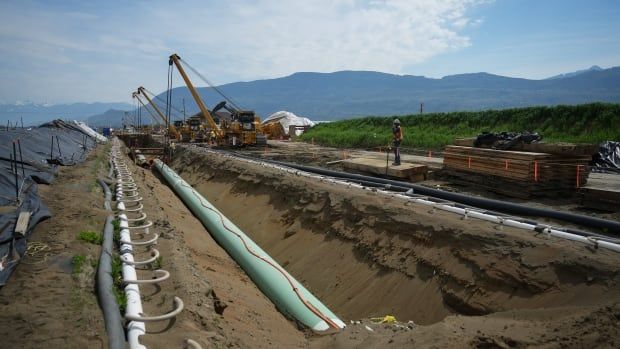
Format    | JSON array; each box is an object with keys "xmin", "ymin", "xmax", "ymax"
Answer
[{"xmin": 154, "ymin": 159, "xmax": 345, "ymax": 332}]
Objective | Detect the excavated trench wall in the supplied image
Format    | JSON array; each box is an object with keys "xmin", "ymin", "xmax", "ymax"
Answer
[{"xmin": 171, "ymin": 148, "xmax": 620, "ymax": 325}]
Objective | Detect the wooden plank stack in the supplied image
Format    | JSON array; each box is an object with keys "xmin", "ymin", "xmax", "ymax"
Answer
[
  {"xmin": 580, "ymin": 173, "xmax": 620, "ymax": 211},
  {"xmin": 443, "ymin": 145, "xmax": 591, "ymax": 198},
  {"xmin": 342, "ymin": 157, "xmax": 428, "ymax": 182}
]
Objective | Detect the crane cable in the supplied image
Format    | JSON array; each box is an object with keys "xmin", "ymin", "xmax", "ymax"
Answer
[
  {"xmin": 133, "ymin": 94, "xmax": 161, "ymax": 126},
  {"xmin": 177, "ymin": 57, "xmax": 243, "ymax": 111},
  {"xmin": 142, "ymin": 87, "xmax": 185, "ymax": 119}
]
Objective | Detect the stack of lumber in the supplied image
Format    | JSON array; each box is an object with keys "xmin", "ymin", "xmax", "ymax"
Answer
[
  {"xmin": 443, "ymin": 145, "xmax": 591, "ymax": 198},
  {"xmin": 342, "ymin": 157, "xmax": 428, "ymax": 182},
  {"xmin": 580, "ymin": 173, "xmax": 620, "ymax": 212},
  {"xmin": 453, "ymin": 138, "xmax": 598, "ymax": 156}
]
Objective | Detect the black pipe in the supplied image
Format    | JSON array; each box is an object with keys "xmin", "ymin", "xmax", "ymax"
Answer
[
  {"xmin": 255, "ymin": 158, "xmax": 620, "ymax": 235},
  {"xmin": 97, "ymin": 177, "xmax": 112, "ymax": 211},
  {"xmin": 12, "ymin": 141, "xmax": 18, "ymax": 200},
  {"xmin": 17, "ymin": 138, "xmax": 25, "ymax": 178},
  {"xmin": 322, "ymin": 170, "xmax": 614, "ymax": 240},
  {"xmin": 55, "ymin": 135, "xmax": 62, "ymax": 157},
  {"xmin": 9, "ymin": 152, "xmax": 14, "ymax": 174},
  {"xmin": 96, "ymin": 215, "xmax": 126, "ymax": 349},
  {"xmin": 50, "ymin": 135, "xmax": 54, "ymax": 160}
]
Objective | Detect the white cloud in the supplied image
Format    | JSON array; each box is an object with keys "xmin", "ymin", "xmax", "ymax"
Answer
[
  {"xmin": 0, "ymin": 0, "xmax": 488, "ymax": 102},
  {"xmin": 158, "ymin": 0, "xmax": 489, "ymax": 81}
]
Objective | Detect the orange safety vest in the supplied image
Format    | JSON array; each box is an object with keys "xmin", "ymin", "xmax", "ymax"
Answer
[{"xmin": 393, "ymin": 126, "xmax": 403, "ymax": 141}]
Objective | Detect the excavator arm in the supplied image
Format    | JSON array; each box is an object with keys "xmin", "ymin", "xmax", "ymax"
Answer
[{"xmin": 169, "ymin": 54, "xmax": 221, "ymax": 137}]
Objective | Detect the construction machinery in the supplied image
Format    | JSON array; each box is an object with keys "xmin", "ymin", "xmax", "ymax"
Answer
[
  {"xmin": 168, "ymin": 53, "xmax": 266, "ymax": 146},
  {"xmin": 135, "ymin": 87, "xmax": 182, "ymax": 141}
]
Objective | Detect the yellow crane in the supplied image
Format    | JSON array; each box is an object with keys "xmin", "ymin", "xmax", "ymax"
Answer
[
  {"xmin": 132, "ymin": 91, "xmax": 164, "ymax": 133},
  {"xmin": 169, "ymin": 54, "xmax": 220, "ymax": 139},
  {"xmin": 168, "ymin": 53, "xmax": 266, "ymax": 146},
  {"xmin": 135, "ymin": 87, "xmax": 181, "ymax": 141}
]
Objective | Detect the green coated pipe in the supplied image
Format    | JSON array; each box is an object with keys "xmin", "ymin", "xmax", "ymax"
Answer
[{"xmin": 154, "ymin": 159, "xmax": 345, "ymax": 332}]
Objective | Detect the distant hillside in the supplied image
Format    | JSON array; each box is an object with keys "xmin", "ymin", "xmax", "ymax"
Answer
[
  {"xmin": 155, "ymin": 66, "xmax": 620, "ymax": 121},
  {"xmin": 84, "ymin": 109, "xmax": 129, "ymax": 127},
  {"xmin": 5, "ymin": 65, "xmax": 619, "ymax": 126},
  {"xmin": 300, "ymin": 103, "xmax": 620, "ymax": 149},
  {"xmin": 0, "ymin": 101, "xmax": 132, "ymax": 126},
  {"xmin": 547, "ymin": 65, "xmax": 603, "ymax": 79}
]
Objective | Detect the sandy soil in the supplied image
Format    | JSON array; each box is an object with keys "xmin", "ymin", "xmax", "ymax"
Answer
[
  {"xmin": 0, "ymin": 146, "xmax": 109, "ymax": 348},
  {"xmin": 0, "ymin": 143, "xmax": 308, "ymax": 348},
  {"xmin": 2, "ymin": 139, "xmax": 619, "ymax": 348},
  {"xmin": 172, "ymin": 145, "xmax": 620, "ymax": 348}
]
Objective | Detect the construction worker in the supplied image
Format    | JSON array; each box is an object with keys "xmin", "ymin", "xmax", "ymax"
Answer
[
  {"xmin": 209, "ymin": 130, "xmax": 216, "ymax": 145},
  {"xmin": 392, "ymin": 119, "xmax": 403, "ymax": 166}
]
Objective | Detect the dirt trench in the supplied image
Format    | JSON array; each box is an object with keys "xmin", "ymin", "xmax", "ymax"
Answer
[{"xmin": 171, "ymin": 147, "xmax": 620, "ymax": 328}]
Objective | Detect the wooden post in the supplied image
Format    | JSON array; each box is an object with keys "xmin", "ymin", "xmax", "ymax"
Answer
[{"xmin": 534, "ymin": 161, "xmax": 539, "ymax": 182}]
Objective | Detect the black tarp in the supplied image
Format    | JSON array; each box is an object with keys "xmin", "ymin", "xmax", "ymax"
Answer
[
  {"xmin": 474, "ymin": 131, "xmax": 542, "ymax": 150},
  {"xmin": 0, "ymin": 120, "xmax": 101, "ymax": 286},
  {"xmin": 591, "ymin": 141, "xmax": 620, "ymax": 174}
]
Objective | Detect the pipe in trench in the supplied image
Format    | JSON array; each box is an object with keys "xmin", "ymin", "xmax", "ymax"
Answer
[
  {"xmin": 96, "ymin": 215, "xmax": 126, "ymax": 349},
  {"xmin": 260, "ymin": 159, "xmax": 620, "ymax": 236},
  {"xmin": 153, "ymin": 159, "xmax": 345, "ymax": 332}
]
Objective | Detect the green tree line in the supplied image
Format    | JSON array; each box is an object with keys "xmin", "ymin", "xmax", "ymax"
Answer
[{"xmin": 299, "ymin": 103, "xmax": 620, "ymax": 150}]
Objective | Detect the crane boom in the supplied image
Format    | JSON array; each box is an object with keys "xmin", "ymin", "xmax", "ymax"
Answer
[
  {"xmin": 168, "ymin": 54, "xmax": 221, "ymax": 136},
  {"xmin": 133, "ymin": 92, "xmax": 162, "ymax": 126},
  {"xmin": 137, "ymin": 86, "xmax": 180, "ymax": 140}
]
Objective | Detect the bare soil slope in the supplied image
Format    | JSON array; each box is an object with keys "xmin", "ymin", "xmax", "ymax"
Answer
[{"xmin": 172, "ymin": 146, "xmax": 620, "ymax": 347}]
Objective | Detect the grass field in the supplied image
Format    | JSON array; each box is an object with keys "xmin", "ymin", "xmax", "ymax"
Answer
[{"xmin": 299, "ymin": 103, "xmax": 620, "ymax": 150}]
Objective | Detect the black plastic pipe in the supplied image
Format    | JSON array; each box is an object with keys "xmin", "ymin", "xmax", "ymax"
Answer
[
  {"xmin": 96, "ymin": 215, "xmax": 126, "ymax": 349},
  {"xmin": 259, "ymin": 158, "xmax": 620, "ymax": 235},
  {"xmin": 98, "ymin": 177, "xmax": 112, "ymax": 211},
  {"xmin": 50, "ymin": 135, "xmax": 54, "ymax": 160},
  {"xmin": 12, "ymin": 141, "xmax": 18, "ymax": 200},
  {"xmin": 319, "ymin": 169, "xmax": 618, "ymax": 239},
  {"xmin": 17, "ymin": 139, "xmax": 25, "ymax": 178}
]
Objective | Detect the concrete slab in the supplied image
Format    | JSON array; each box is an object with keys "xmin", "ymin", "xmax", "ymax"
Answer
[{"xmin": 342, "ymin": 157, "xmax": 428, "ymax": 181}]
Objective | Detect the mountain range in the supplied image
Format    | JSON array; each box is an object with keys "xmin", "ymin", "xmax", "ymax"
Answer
[
  {"xmin": 149, "ymin": 65, "xmax": 620, "ymax": 122},
  {"xmin": 1, "ymin": 65, "xmax": 619, "ymax": 127},
  {"xmin": 0, "ymin": 101, "xmax": 131, "ymax": 127}
]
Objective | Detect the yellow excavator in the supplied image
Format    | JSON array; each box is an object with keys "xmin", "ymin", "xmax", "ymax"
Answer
[
  {"xmin": 134, "ymin": 87, "xmax": 183, "ymax": 141},
  {"xmin": 168, "ymin": 53, "xmax": 266, "ymax": 146}
]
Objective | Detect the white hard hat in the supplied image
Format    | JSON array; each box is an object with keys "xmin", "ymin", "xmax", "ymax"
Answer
[{"xmin": 393, "ymin": 119, "xmax": 400, "ymax": 124}]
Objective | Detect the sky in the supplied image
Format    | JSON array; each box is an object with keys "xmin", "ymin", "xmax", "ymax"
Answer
[{"xmin": 0, "ymin": 0, "xmax": 619, "ymax": 104}]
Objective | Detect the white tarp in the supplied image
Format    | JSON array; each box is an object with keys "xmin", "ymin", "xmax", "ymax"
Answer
[
  {"xmin": 73, "ymin": 120, "xmax": 107, "ymax": 142},
  {"xmin": 262, "ymin": 111, "xmax": 315, "ymax": 136}
]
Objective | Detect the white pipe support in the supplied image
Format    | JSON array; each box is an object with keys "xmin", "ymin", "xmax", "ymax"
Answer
[
  {"xmin": 127, "ymin": 221, "xmax": 153, "ymax": 230},
  {"xmin": 125, "ymin": 212, "xmax": 148, "ymax": 222},
  {"xmin": 123, "ymin": 269, "xmax": 170, "ymax": 285},
  {"xmin": 120, "ymin": 197, "xmax": 144, "ymax": 203},
  {"xmin": 124, "ymin": 296, "xmax": 184, "ymax": 322},
  {"xmin": 121, "ymin": 203, "xmax": 144, "ymax": 212},
  {"xmin": 120, "ymin": 213, "xmax": 147, "ymax": 349},
  {"xmin": 120, "ymin": 233, "xmax": 159, "ymax": 246},
  {"xmin": 184, "ymin": 339, "xmax": 203, "ymax": 349},
  {"xmin": 120, "ymin": 248, "xmax": 160, "ymax": 266}
]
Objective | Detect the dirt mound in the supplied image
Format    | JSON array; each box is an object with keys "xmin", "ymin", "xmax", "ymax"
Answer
[{"xmin": 171, "ymin": 146, "xmax": 620, "ymax": 345}]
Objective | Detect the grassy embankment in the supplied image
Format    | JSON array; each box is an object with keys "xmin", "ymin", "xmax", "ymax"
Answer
[{"xmin": 299, "ymin": 103, "xmax": 620, "ymax": 150}]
